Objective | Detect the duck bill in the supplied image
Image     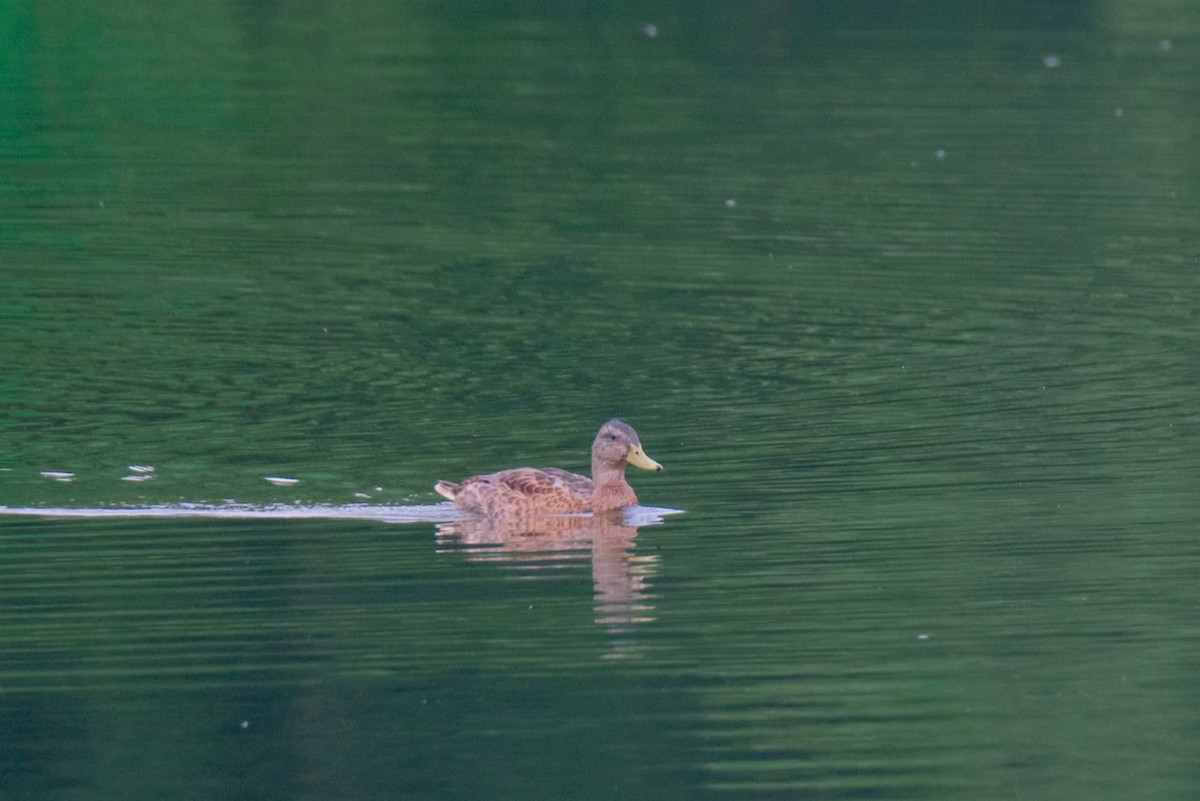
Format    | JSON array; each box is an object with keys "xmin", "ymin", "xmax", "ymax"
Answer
[{"xmin": 626, "ymin": 444, "xmax": 663, "ymax": 472}]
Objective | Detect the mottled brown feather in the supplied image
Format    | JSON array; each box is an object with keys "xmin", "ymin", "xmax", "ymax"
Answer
[{"xmin": 438, "ymin": 468, "xmax": 588, "ymax": 515}]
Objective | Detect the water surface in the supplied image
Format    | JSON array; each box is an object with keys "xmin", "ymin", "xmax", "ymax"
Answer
[{"xmin": 3, "ymin": 1, "xmax": 1200, "ymax": 799}]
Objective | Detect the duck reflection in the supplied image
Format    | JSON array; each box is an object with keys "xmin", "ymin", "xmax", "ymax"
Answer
[{"xmin": 435, "ymin": 514, "xmax": 659, "ymax": 630}]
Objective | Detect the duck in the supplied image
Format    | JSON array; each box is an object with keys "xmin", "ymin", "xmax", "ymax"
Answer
[{"xmin": 434, "ymin": 418, "xmax": 662, "ymax": 516}]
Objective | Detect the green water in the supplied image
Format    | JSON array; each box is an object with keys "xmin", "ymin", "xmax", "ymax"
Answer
[{"xmin": 3, "ymin": 1, "xmax": 1200, "ymax": 798}]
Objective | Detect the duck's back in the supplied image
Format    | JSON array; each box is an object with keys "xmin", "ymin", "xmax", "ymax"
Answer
[{"xmin": 436, "ymin": 467, "xmax": 593, "ymax": 516}]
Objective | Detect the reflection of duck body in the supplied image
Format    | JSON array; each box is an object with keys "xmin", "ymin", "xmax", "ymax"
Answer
[
  {"xmin": 434, "ymin": 419, "xmax": 662, "ymax": 516},
  {"xmin": 436, "ymin": 515, "xmax": 659, "ymax": 632}
]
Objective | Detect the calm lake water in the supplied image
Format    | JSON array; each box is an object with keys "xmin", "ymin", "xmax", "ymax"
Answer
[{"xmin": 3, "ymin": 1, "xmax": 1199, "ymax": 799}]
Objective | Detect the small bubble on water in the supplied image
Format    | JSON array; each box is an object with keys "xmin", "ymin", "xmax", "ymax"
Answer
[
  {"xmin": 643, "ymin": 23, "xmax": 658, "ymax": 39},
  {"xmin": 724, "ymin": 197, "xmax": 736, "ymax": 207},
  {"xmin": 1043, "ymin": 54, "xmax": 1062, "ymax": 68}
]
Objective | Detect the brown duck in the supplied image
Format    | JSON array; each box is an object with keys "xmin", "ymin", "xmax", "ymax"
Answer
[{"xmin": 434, "ymin": 419, "xmax": 662, "ymax": 516}]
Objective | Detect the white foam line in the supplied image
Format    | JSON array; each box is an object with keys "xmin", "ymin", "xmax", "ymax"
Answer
[
  {"xmin": 0, "ymin": 503, "xmax": 464, "ymax": 524},
  {"xmin": 0, "ymin": 503, "xmax": 685, "ymax": 525}
]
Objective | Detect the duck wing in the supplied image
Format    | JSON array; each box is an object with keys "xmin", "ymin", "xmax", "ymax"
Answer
[
  {"xmin": 439, "ymin": 467, "xmax": 593, "ymax": 515},
  {"xmin": 512, "ymin": 467, "xmax": 593, "ymax": 495}
]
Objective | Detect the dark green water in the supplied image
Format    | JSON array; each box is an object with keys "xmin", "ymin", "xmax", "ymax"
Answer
[{"xmin": 3, "ymin": 1, "xmax": 1200, "ymax": 798}]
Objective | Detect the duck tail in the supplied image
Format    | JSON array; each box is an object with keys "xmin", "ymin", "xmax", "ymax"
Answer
[{"xmin": 434, "ymin": 480, "xmax": 459, "ymax": 501}]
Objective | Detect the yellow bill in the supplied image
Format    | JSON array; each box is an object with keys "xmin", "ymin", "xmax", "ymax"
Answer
[{"xmin": 626, "ymin": 443, "xmax": 663, "ymax": 472}]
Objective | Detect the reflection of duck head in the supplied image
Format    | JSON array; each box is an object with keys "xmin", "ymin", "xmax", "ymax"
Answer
[{"xmin": 434, "ymin": 419, "xmax": 662, "ymax": 516}]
